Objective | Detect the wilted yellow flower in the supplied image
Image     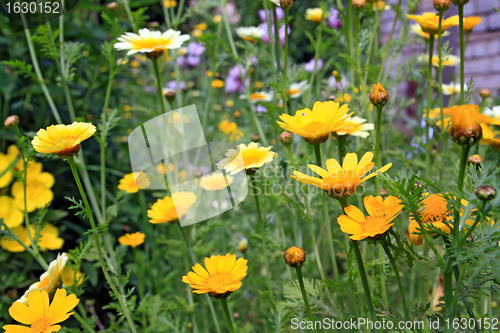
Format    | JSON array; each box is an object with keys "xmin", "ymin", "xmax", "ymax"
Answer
[
  {"xmin": 3, "ymin": 288, "xmax": 79, "ymax": 333},
  {"xmin": 406, "ymin": 12, "xmax": 458, "ymax": 34},
  {"xmin": 118, "ymin": 232, "xmax": 145, "ymax": 247},
  {"xmin": 16, "ymin": 253, "xmax": 69, "ymax": 303},
  {"xmin": 118, "ymin": 173, "xmax": 151, "ymax": 193},
  {"xmin": 148, "ymin": 192, "xmax": 197, "ymax": 224},
  {"xmin": 216, "ymin": 142, "xmax": 276, "ymax": 175},
  {"xmin": 338, "ymin": 195, "xmax": 403, "ymax": 240},
  {"xmin": 277, "ymin": 101, "xmax": 351, "ymax": 144},
  {"xmin": 291, "ymin": 152, "xmax": 391, "ymax": 198},
  {"xmin": 32, "ymin": 122, "xmax": 96, "ymax": 158},
  {"xmin": 199, "ymin": 171, "xmax": 234, "ymax": 191},
  {"xmin": 182, "ymin": 253, "xmax": 248, "ymax": 298},
  {"xmin": 0, "ymin": 196, "xmax": 24, "ymax": 228}
]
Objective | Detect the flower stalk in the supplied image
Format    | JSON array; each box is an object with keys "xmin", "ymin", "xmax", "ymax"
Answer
[
  {"xmin": 220, "ymin": 298, "xmax": 236, "ymax": 333},
  {"xmin": 425, "ymin": 34, "xmax": 435, "ymax": 179},
  {"xmin": 458, "ymin": 4, "xmax": 465, "ymax": 104},
  {"xmin": 294, "ymin": 267, "xmax": 316, "ymax": 333}
]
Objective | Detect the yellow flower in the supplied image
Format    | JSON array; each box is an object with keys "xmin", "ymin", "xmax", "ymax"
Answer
[
  {"xmin": 0, "ymin": 145, "xmax": 21, "ymax": 188},
  {"xmin": 428, "ymin": 54, "xmax": 459, "ymax": 67},
  {"xmin": 16, "ymin": 253, "xmax": 69, "ymax": 303},
  {"xmin": 0, "ymin": 196, "xmax": 24, "ymax": 228},
  {"xmin": 335, "ymin": 93, "xmax": 352, "ymax": 103},
  {"xmin": 148, "ymin": 192, "xmax": 197, "ymax": 224},
  {"xmin": 61, "ymin": 267, "xmax": 84, "ymax": 287},
  {"xmin": 338, "ymin": 195, "xmax": 403, "ymax": 240},
  {"xmin": 194, "ymin": 23, "xmax": 207, "ymax": 31},
  {"xmin": 333, "ymin": 116, "xmax": 374, "ymax": 138},
  {"xmin": 164, "ymin": 0, "xmax": 177, "ymax": 8},
  {"xmin": 216, "ymin": 142, "xmax": 276, "ymax": 175},
  {"xmin": 462, "ymin": 16, "xmax": 482, "ymax": 32},
  {"xmin": 306, "ymin": 8, "xmax": 326, "ymax": 23},
  {"xmin": 199, "ymin": 171, "xmax": 234, "ymax": 191},
  {"xmin": 114, "ymin": 28, "xmax": 190, "ymax": 56},
  {"xmin": 32, "ymin": 122, "xmax": 96, "ymax": 158},
  {"xmin": 211, "ymin": 79, "xmax": 225, "ymax": 89},
  {"xmin": 3, "ymin": 288, "xmax": 79, "ymax": 333},
  {"xmin": 182, "ymin": 253, "xmax": 248, "ymax": 298},
  {"xmin": 118, "ymin": 172, "xmax": 151, "ymax": 193},
  {"xmin": 118, "ymin": 232, "xmax": 145, "ymax": 247},
  {"xmin": 155, "ymin": 163, "xmax": 187, "ymax": 181},
  {"xmin": 410, "ymin": 23, "xmax": 450, "ymax": 39},
  {"xmin": 11, "ymin": 161, "xmax": 54, "ymax": 212},
  {"xmin": 0, "ymin": 226, "xmax": 31, "ymax": 252},
  {"xmin": 481, "ymin": 124, "xmax": 500, "ymax": 149},
  {"xmin": 450, "ymin": 104, "xmax": 483, "ymax": 146},
  {"xmin": 291, "ymin": 152, "xmax": 392, "ymax": 198},
  {"xmin": 277, "ymin": 101, "xmax": 351, "ymax": 144},
  {"xmin": 39, "ymin": 224, "xmax": 64, "ymax": 251},
  {"xmin": 406, "ymin": 12, "xmax": 458, "ymax": 34}
]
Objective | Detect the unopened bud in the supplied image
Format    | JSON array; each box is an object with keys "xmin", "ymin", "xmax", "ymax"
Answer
[
  {"xmin": 475, "ymin": 185, "xmax": 497, "ymax": 202},
  {"xmin": 433, "ymin": 0, "xmax": 451, "ymax": 12},
  {"xmin": 352, "ymin": 0, "xmax": 367, "ymax": 11},
  {"xmin": 4, "ymin": 115, "xmax": 19, "ymax": 128},
  {"xmin": 450, "ymin": 0, "xmax": 469, "ymax": 5},
  {"xmin": 107, "ymin": 2, "xmax": 119, "ymax": 10},
  {"xmin": 238, "ymin": 237, "xmax": 248, "ymax": 252},
  {"xmin": 368, "ymin": 82, "xmax": 389, "ymax": 106},
  {"xmin": 165, "ymin": 91, "xmax": 176, "ymax": 102},
  {"xmin": 467, "ymin": 154, "xmax": 484, "ymax": 169},
  {"xmin": 279, "ymin": 131, "xmax": 293, "ymax": 145},
  {"xmin": 280, "ymin": 0, "xmax": 293, "ymax": 10},
  {"xmin": 450, "ymin": 105, "xmax": 482, "ymax": 147},
  {"xmin": 479, "ymin": 88, "xmax": 491, "ymax": 99},
  {"xmin": 284, "ymin": 246, "xmax": 306, "ymax": 268},
  {"xmin": 251, "ymin": 134, "xmax": 261, "ymax": 143}
]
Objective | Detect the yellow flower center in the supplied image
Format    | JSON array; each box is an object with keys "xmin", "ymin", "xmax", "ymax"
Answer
[
  {"xmin": 421, "ymin": 195, "xmax": 450, "ymax": 224},
  {"xmin": 288, "ymin": 88, "xmax": 300, "ymax": 96},
  {"xmin": 242, "ymin": 36, "xmax": 256, "ymax": 43},
  {"xmin": 133, "ymin": 37, "xmax": 172, "ymax": 51},
  {"xmin": 206, "ymin": 273, "xmax": 232, "ymax": 291},
  {"xmin": 250, "ymin": 92, "xmax": 266, "ymax": 100},
  {"xmin": 301, "ymin": 121, "xmax": 325, "ymax": 133},
  {"xmin": 32, "ymin": 317, "xmax": 51, "ymax": 332}
]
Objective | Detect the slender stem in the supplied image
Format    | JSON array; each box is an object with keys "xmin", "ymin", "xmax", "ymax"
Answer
[
  {"xmin": 67, "ymin": 157, "xmax": 137, "ymax": 333},
  {"xmin": 459, "ymin": 201, "xmax": 486, "ymax": 246},
  {"xmin": 313, "ymin": 144, "xmax": 340, "ymax": 283},
  {"xmin": 294, "ymin": 267, "xmax": 316, "ymax": 333},
  {"xmin": 307, "ymin": 23, "xmax": 323, "ymax": 105},
  {"xmin": 178, "ymin": 224, "xmax": 222, "ymax": 333},
  {"xmin": 458, "ymin": 4, "xmax": 465, "ymax": 104},
  {"xmin": 119, "ymin": 0, "xmax": 137, "ymax": 32},
  {"xmin": 381, "ymin": 240, "xmax": 410, "ymax": 320},
  {"xmin": 425, "ymin": 35, "xmax": 435, "ymax": 180},
  {"xmin": 374, "ymin": 105, "xmax": 383, "ymax": 196},
  {"xmin": 337, "ymin": 135, "xmax": 346, "ymax": 162},
  {"xmin": 376, "ymin": 0, "xmax": 402, "ymax": 82},
  {"xmin": 100, "ymin": 75, "xmax": 113, "ymax": 223},
  {"xmin": 452, "ymin": 146, "xmax": 470, "ymax": 241},
  {"xmin": 437, "ymin": 11, "xmax": 446, "ymax": 187},
  {"xmin": 283, "ymin": 8, "xmax": 290, "ymax": 114},
  {"xmin": 73, "ymin": 312, "xmax": 95, "ymax": 333},
  {"xmin": 352, "ymin": 241, "xmax": 378, "ymax": 326},
  {"xmin": 272, "ymin": 4, "xmax": 281, "ymax": 71},
  {"xmin": 219, "ymin": 298, "xmax": 235, "ymax": 333},
  {"xmin": 153, "ymin": 59, "xmax": 168, "ymax": 115}
]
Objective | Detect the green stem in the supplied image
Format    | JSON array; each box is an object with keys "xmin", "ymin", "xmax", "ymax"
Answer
[
  {"xmin": 67, "ymin": 157, "xmax": 137, "ymax": 333},
  {"xmin": 313, "ymin": 144, "xmax": 340, "ymax": 283},
  {"xmin": 352, "ymin": 241, "xmax": 378, "ymax": 327},
  {"xmin": 219, "ymin": 298, "xmax": 235, "ymax": 333},
  {"xmin": 452, "ymin": 145, "xmax": 470, "ymax": 241},
  {"xmin": 272, "ymin": 3, "xmax": 281, "ymax": 71},
  {"xmin": 425, "ymin": 34, "xmax": 435, "ymax": 180},
  {"xmin": 458, "ymin": 4, "xmax": 465, "ymax": 104},
  {"xmin": 283, "ymin": 8, "xmax": 290, "ymax": 114},
  {"xmin": 437, "ymin": 11, "xmax": 446, "ymax": 187},
  {"xmin": 73, "ymin": 312, "xmax": 95, "ymax": 333},
  {"xmin": 337, "ymin": 135, "xmax": 346, "ymax": 162},
  {"xmin": 119, "ymin": 0, "xmax": 137, "ymax": 32},
  {"xmin": 100, "ymin": 75, "xmax": 113, "ymax": 223},
  {"xmin": 153, "ymin": 59, "xmax": 168, "ymax": 115},
  {"xmin": 374, "ymin": 105, "xmax": 383, "ymax": 196},
  {"xmin": 381, "ymin": 240, "xmax": 410, "ymax": 320},
  {"xmin": 294, "ymin": 267, "xmax": 316, "ymax": 333},
  {"xmin": 307, "ymin": 23, "xmax": 323, "ymax": 105},
  {"xmin": 376, "ymin": 0, "xmax": 402, "ymax": 82}
]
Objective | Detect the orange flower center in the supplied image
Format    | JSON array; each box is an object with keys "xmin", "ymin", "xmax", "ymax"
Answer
[
  {"xmin": 206, "ymin": 273, "xmax": 232, "ymax": 291},
  {"xmin": 32, "ymin": 317, "xmax": 51, "ymax": 332},
  {"xmin": 301, "ymin": 122, "xmax": 325, "ymax": 133},
  {"xmin": 250, "ymin": 93, "xmax": 266, "ymax": 100},
  {"xmin": 288, "ymin": 88, "xmax": 300, "ymax": 96},
  {"xmin": 421, "ymin": 195, "xmax": 450, "ymax": 224}
]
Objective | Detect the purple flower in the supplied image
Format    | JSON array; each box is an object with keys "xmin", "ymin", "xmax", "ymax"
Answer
[
  {"xmin": 225, "ymin": 65, "xmax": 247, "ymax": 93},
  {"xmin": 254, "ymin": 105, "xmax": 268, "ymax": 114},
  {"xmin": 188, "ymin": 42, "xmax": 206, "ymax": 56},
  {"xmin": 167, "ymin": 80, "xmax": 186, "ymax": 91},
  {"xmin": 187, "ymin": 54, "xmax": 201, "ymax": 67},
  {"xmin": 261, "ymin": 23, "xmax": 291, "ymax": 45},
  {"xmin": 327, "ymin": 8, "xmax": 342, "ymax": 28},
  {"xmin": 305, "ymin": 58, "xmax": 323, "ymax": 72},
  {"xmin": 258, "ymin": 7, "xmax": 284, "ymax": 22},
  {"xmin": 177, "ymin": 56, "xmax": 186, "ymax": 67}
]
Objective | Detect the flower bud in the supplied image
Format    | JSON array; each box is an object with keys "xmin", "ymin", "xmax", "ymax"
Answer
[
  {"xmin": 165, "ymin": 90, "xmax": 176, "ymax": 102},
  {"xmin": 284, "ymin": 246, "xmax": 306, "ymax": 267},
  {"xmin": 450, "ymin": 0, "xmax": 469, "ymax": 5},
  {"xmin": 107, "ymin": 1, "xmax": 119, "ymax": 10},
  {"xmin": 238, "ymin": 237, "xmax": 248, "ymax": 252},
  {"xmin": 368, "ymin": 82, "xmax": 389, "ymax": 107},
  {"xmin": 352, "ymin": 0, "xmax": 367, "ymax": 11},
  {"xmin": 279, "ymin": 131, "xmax": 293, "ymax": 145},
  {"xmin": 433, "ymin": 0, "xmax": 451, "ymax": 12},
  {"xmin": 450, "ymin": 105, "xmax": 482, "ymax": 147},
  {"xmin": 479, "ymin": 88, "xmax": 491, "ymax": 99},
  {"xmin": 4, "ymin": 115, "xmax": 19, "ymax": 128},
  {"xmin": 475, "ymin": 185, "xmax": 497, "ymax": 202},
  {"xmin": 467, "ymin": 154, "xmax": 484, "ymax": 169},
  {"xmin": 146, "ymin": 50, "xmax": 164, "ymax": 60},
  {"xmin": 148, "ymin": 21, "xmax": 160, "ymax": 29},
  {"xmin": 332, "ymin": 70, "xmax": 342, "ymax": 83},
  {"xmin": 280, "ymin": 0, "xmax": 293, "ymax": 10},
  {"xmin": 251, "ymin": 134, "xmax": 261, "ymax": 143}
]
